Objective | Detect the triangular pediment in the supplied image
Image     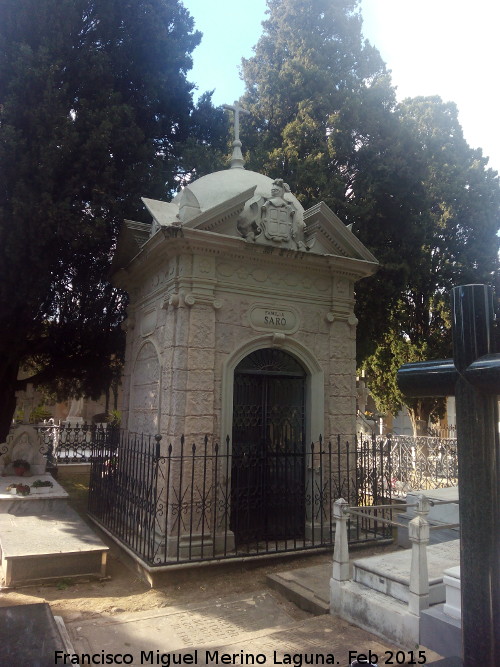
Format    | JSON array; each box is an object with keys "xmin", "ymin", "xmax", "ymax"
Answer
[
  {"xmin": 140, "ymin": 186, "xmax": 258, "ymax": 237},
  {"xmin": 112, "ymin": 184, "xmax": 378, "ymax": 276},
  {"xmin": 110, "ymin": 219, "xmax": 150, "ymax": 273},
  {"xmin": 141, "ymin": 198, "xmax": 179, "ymax": 227},
  {"xmin": 181, "ymin": 186, "xmax": 257, "ymax": 233},
  {"xmin": 303, "ymin": 202, "xmax": 378, "ymax": 263}
]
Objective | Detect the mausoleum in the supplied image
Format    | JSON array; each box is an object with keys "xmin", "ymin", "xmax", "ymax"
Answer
[{"xmin": 109, "ymin": 106, "xmax": 379, "ymax": 560}]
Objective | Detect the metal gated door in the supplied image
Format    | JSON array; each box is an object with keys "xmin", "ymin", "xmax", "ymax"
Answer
[{"xmin": 231, "ymin": 349, "xmax": 306, "ymax": 545}]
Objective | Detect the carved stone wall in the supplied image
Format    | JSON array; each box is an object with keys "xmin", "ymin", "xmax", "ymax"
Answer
[
  {"xmin": 113, "ymin": 197, "xmax": 377, "ymax": 555},
  {"xmin": 129, "ymin": 340, "xmax": 160, "ymax": 435},
  {"xmin": 119, "ymin": 240, "xmax": 360, "ymax": 448}
]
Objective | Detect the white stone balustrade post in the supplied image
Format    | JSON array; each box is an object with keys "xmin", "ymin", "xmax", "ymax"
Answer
[
  {"xmin": 408, "ymin": 494, "xmax": 431, "ymax": 616},
  {"xmin": 332, "ymin": 498, "xmax": 350, "ymax": 582}
]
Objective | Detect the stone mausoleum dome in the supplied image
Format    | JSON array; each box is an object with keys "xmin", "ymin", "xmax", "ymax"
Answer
[
  {"xmin": 171, "ymin": 99, "xmax": 302, "ymax": 225},
  {"xmin": 172, "ymin": 167, "xmax": 304, "ymax": 224},
  {"xmin": 112, "ymin": 100, "xmax": 378, "ymax": 269},
  {"xmin": 176, "ymin": 168, "xmax": 276, "ymax": 211}
]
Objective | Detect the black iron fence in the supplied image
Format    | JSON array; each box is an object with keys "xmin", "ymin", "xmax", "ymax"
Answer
[
  {"xmin": 87, "ymin": 432, "xmax": 402, "ymax": 567},
  {"xmin": 34, "ymin": 423, "xmax": 114, "ymax": 464},
  {"xmin": 373, "ymin": 434, "xmax": 459, "ymax": 495},
  {"xmin": 12, "ymin": 424, "xmax": 458, "ymax": 567},
  {"xmin": 8, "ymin": 424, "xmax": 460, "ymax": 487}
]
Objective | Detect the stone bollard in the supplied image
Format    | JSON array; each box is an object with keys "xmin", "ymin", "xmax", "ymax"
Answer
[
  {"xmin": 408, "ymin": 494, "xmax": 431, "ymax": 616},
  {"xmin": 332, "ymin": 498, "xmax": 350, "ymax": 582}
]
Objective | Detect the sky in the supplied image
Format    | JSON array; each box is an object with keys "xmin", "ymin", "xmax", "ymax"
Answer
[{"xmin": 182, "ymin": 0, "xmax": 500, "ymax": 174}]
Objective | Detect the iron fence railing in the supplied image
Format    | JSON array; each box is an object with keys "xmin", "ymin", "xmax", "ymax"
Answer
[
  {"xmin": 372, "ymin": 434, "xmax": 459, "ymax": 495},
  {"xmin": 34, "ymin": 423, "xmax": 115, "ymax": 464},
  {"xmin": 427, "ymin": 425, "xmax": 457, "ymax": 439},
  {"xmin": 6, "ymin": 423, "xmax": 460, "ymax": 566},
  {"xmin": 11, "ymin": 424, "xmax": 460, "ymax": 496},
  {"xmin": 88, "ymin": 432, "xmax": 399, "ymax": 566}
]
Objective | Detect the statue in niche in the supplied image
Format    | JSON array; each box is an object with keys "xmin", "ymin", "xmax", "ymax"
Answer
[{"xmin": 237, "ymin": 179, "xmax": 313, "ymax": 250}]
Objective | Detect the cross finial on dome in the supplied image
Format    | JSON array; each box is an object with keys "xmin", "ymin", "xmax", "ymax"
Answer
[{"xmin": 223, "ymin": 100, "xmax": 250, "ymax": 169}]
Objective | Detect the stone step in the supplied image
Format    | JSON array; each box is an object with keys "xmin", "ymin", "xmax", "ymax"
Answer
[
  {"xmin": 352, "ymin": 539, "xmax": 460, "ymax": 605},
  {"xmin": 0, "ymin": 503, "xmax": 108, "ymax": 587},
  {"xmin": 267, "ymin": 563, "xmax": 330, "ymax": 614}
]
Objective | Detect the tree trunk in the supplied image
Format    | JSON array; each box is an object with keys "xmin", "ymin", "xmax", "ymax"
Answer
[
  {"xmin": 413, "ymin": 417, "xmax": 429, "ymax": 436},
  {"xmin": 408, "ymin": 399, "xmax": 436, "ymax": 459},
  {"xmin": 408, "ymin": 399, "xmax": 433, "ymax": 436},
  {"xmin": 0, "ymin": 357, "xmax": 21, "ymax": 442}
]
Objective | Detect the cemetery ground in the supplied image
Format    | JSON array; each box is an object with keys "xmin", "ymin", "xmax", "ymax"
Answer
[
  {"xmin": 0, "ymin": 469, "xmax": 397, "ymax": 620},
  {"xmin": 0, "ymin": 470, "xmax": 449, "ymax": 665}
]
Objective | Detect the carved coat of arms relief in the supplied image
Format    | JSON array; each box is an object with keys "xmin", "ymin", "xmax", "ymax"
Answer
[
  {"xmin": 260, "ymin": 196, "xmax": 295, "ymax": 243},
  {"xmin": 236, "ymin": 178, "xmax": 313, "ymax": 251}
]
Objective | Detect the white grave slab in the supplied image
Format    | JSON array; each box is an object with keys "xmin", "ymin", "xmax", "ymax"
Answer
[
  {"xmin": 442, "ymin": 565, "xmax": 461, "ymax": 620},
  {"xmin": 398, "ymin": 487, "xmax": 459, "ymax": 547},
  {"xmin": 353, "ymin": 539, "xmax": 460, "ymax": 605},
  {"xmin": 0, "ymin": 473, "xmax": 69, "ymax": 514},
  {"xmin": 0, "ymin": 504, "xmax": 108, "ymax": 587}
]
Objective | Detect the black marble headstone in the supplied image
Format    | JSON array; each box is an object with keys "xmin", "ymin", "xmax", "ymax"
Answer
[
  {"xmin": 0, "ymin": 603, "xmax": 66, "ymax": 666},
  {"xmin": 398, "ymin": 284, "xmax": 500, "ymax": 664}
]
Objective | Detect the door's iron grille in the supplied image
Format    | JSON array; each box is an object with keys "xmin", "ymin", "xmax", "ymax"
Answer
[{"xmin": 231, "ymin": 349, "xmax": 306, "ymax": 545}]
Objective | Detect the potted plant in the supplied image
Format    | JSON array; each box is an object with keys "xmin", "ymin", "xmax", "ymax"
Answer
[
  {"xmin": 13, "ymin": 459, "xmax": 30, "ymax": 476},
  {"xmin": 31, "ymin": 479, "xmax": 54, "ymax": 494},
  {"xmin": 15, "ymin": 484, "xmax": 30, "ymax": 496},
  {"xmin": 6, "ymin": 483, "xmax": 19, "ymax": 495}
]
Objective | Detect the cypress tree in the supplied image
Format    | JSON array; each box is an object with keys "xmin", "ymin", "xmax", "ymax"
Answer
[{"xmin": 0, "ymin": 0, "xmax": 219, "ymax": 438}]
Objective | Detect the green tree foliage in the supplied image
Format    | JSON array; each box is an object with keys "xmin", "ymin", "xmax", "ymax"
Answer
[
  {"xmin": 240, "ymin": 0, "xmax": 395, "ymax": 217},
  {"xmin": 239, "ymin": 0, "xmax": 500, "ymax": 433},
  {"xmin": 176, "ymin": 90, "xmax": 231, "ymax": 184},
  {"xmin": 0, "ymin": 0, "xmax": 223, "ymax": 440},
  {"xmin": 357, "ymin": 97, "xmax": 499, "ymax": 433}
]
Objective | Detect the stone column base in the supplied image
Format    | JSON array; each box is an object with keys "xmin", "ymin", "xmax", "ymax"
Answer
[{"xmin": 155, "ymin": 530, "xmax": 236, "ymax": 562}]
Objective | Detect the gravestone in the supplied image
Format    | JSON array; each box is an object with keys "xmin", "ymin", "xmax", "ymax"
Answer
[
  {"xmin": 65, "ymin": 395, "xmax": 85, "ymax": 426},
  {"xmin": 0, "ymin": 603, "xmax": 73, "ymax": 666},
  {"xmin": 0, "ymin": 427, "xmax": 108, "ymax": 587},
  {"xmin": 398, "ymin": 283, "xmax": 500, "ymax": 665},
  {"xmin": 0, "ymin": 424, "xmax": 46, "ymax": 475}
]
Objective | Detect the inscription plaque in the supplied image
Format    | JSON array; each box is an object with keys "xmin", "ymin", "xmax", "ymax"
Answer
[{"xmin": 249, "ymin": 305, "xmax": 299, "ymax": 333}]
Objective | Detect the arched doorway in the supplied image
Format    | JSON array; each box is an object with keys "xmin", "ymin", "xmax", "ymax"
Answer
[{"xmin": 231, "ymin": 348, "xmax": 306, "ymax": 545}]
